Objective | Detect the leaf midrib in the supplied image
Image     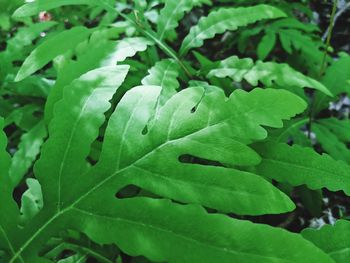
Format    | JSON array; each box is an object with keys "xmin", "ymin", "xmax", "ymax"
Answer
[{"xmin": 0, "ymin": 225, "xmax": 23, "ymax": 263}]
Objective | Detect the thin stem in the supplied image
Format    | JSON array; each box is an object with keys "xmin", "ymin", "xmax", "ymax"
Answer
[
  {"xmin": 308, "ymin": 0, "xmax": 338, "ymax": 138},
  {"xmin": 322, "ymin": 2, "xmax": 350, "ymax": 41},
  {"xmin": 319, "ymin": 0, "xmax": 338, "ymax": 77},
  {"xmin": 100, "ymin": 1, "xmax": 192, "ymax": 78}
]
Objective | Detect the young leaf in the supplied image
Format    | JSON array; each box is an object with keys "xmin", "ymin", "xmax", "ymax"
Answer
[
  {"xmin": 208, "ymin": 55, "xmax": 332, "ymax": 96},
  {"xmin": 257, "ymin": 30, "xmax": 276, "ymax": 60},
  {"xmin": 112, "ymin": 37, "xmax": 154, "ymax": 62},
  {"xmin": 179, "ymin": 5, "xmax": 286, "ymax": 56},
  {"xmin": 15, "ymin": 27, "xmax": 91, "ymax": 82},
  {"xmin": 157, "ymin": 0, "xmax": 210, "ymax": 40},
  {"xmin": 19, "ymin": 179, "xmax": 43, "ymax": 226},
  {"xmin": 9, "ymin": 121, "xmax": 47, "ymax": 186},
  {"xmin": 254, "ymin": 141, "xmax": 350, "ymax": 195},
  {"xmin": 302, "ymin": 220, "xmax": 350, "ymax": 263}
]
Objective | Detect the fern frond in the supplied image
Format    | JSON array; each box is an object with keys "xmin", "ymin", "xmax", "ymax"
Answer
[
  {"xmin": 179, "ymin": 5, "xmax": 286, "ymax": 56},
  {"xmin": 208, "ymin": 55, "xmax": 331, "ymax": 95}
]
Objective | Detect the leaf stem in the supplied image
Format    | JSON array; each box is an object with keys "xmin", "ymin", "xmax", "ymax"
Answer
[
  {"xmin": 308, "ymin": 0, "xmax": 338, "ymax": 138},
  {"xmin": 100, "ymin": 1, "xmax": 192, "ymax": 78}
]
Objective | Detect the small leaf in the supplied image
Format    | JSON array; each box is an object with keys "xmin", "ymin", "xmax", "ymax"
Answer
[
  {"xmin": 19, "ymin": 179, "xmax": 43, "ymax": 226},
  {"xmin": 317, "ymin": 118, "xmax": 350, "ymax": 142},
  {"xmin": 254, "ymin": 141, "xmax": 350, "ymax": 195},
  {"xmin": 157, "ymin": 0, "xmax": 210, "ymax": 40},
  {"xmin": 180, "ymin": 5, "xmax": 286, "ymax": 56},
  {"xmin": 15, "ymin": 26, "xmax": 91, "ymax": 82},
  {"xmin": 9, "ymin": 121, "xmax": 47, "ymax": 186},
  {"xmin": 257, "ymin": 31, "xmax": 276, "ymax": 60},
  {"xmin": 113, "ymin": 37, "xmax": 154, "ymax": 63},
  {"xmin": 314, "ymin": 53, "xmax": 350, "ymax": 113},
  {"xmin": 141, "ymin": 59, "xmax": 180, "ymax": 107},
  {"xmin": 208, "ymin": 55, "xmax": 332, "ymax": 96},
  {"xmin": 13, "ymin": 0, "xmax": 97, "ymax": 18},
  {"xmin": 302, "ymin": 220, "xmax": 350, "ymax": 263},
  {"xmin": 312, "ymin": 123, "xmax": 350, "ymax": 163}
]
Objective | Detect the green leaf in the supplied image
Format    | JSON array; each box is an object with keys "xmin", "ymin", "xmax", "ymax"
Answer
[
  {"xmin": 208, "ymin": 55, "xmax": 332, "ymax": 96},
  {"xmin": 157, "ymin": 0, "xmax": 210, "ymax": 40},
  {"xmin": 254, "ymin": 141, "xmax": 350, "ymax": 195},
  {"xmin": 278, "ymin": 29, "xmax": 325, "ymax": 73},
  {"xmin": 141, "ymin": 59, "xmax": 180, "ymax": 107},
  {"xmin": 44, "ymin": 35, "xmax": 146, "ymax": 123},
  {"xmin": 92, "ymin": 86, "xmax": 298, "ymax": 216},
  {"xmin": 7, "ymin": 87, "xmax": 310, "ymax": 262},
  {"xmin": 4, "ymin": 104, "xmax": 40, "ymax": 131},
  {"xmin": 302, "ymin": 220, "xmax": 350, "ymax": 263},
  {"xmin": 270, "ymin": 117, "xmax": 309, "ymax": 145},
  {"xmin": 179, "ymin": 4, "xmax": 286, "ymax": 56},
  {"xmin": 257, "ymin": 30, "xmax": 276, "ymax": 60},
  {"xmin": 271, "ymin": 18, "xmax": 320, "ymax": 33},
  {"xmin": 314, "ymin": 53, "xmax": 350, "ymax": 113},
  {"xmin": 19, "ymin": 179, "xmax": 43, "ymax": 226},
  {"xmin": 317, "ymin": 118, "xmax": 350, "ymax": 142},
  {"xmin": 227, "ymin": 88, "xmax": 307, "ymax": 142},
  {"xmin": 71, "ymin": 197, "xmax": 332, "ymax": 263},
  {"xmin": 312, "ymin": 123, "xmax": 350, "ymax": 163},
  {"xmin": 9, "ymin": 121, "xmax": 47, "ymax": 186},
  {"xmin": 12, "ymin": 0, "xmax": 97, "ymax": 18},
  {"xmin": 112, "ymin": 37, "xmax": 154, "ymax": 62},
  {"xmin": 35, "ymin": 65, "xmax": 129, "ymax": 211},
  {"xmin": 0, "ymin": 118, "xmax": 21, "ymax": 262},
  {"xmin": 15, "ymin": 26, "xmax": 91, "ymax": 82}
]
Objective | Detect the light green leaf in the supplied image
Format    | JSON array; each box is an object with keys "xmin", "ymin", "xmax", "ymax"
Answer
[
  {"xmin": 44, "ymin": 36, "xmax": 125, "ymax": 123},
  {"xmin": 13, "ymin": 0, "xmax": 97, "ymax": 18},
  {"xmin": 179, "ymin": 4, "xmax": 286, "ymax": 56},
  {"xmin": 157, "ymin": 0, "xmax": 210, "ymax": 40},
  {"xmin": 0, "ymin": 118, "xmax": 21, "ymax": 263},
  {"xmin": 91, "ymin": 87, "xmax": 304, "ymax": 215},
  {"xmin": 71, "ymin": 197, "xmax": 332, "ymax": 263},
  {"xmin": 7, "ymin": 87, "xmax": 309, "ymax": 262},
  {"xmin": 141, "ymin": 59, "xmax": 180, "ymax": 107},
  {"xmin": 302, "ymin": 220, "xmax": 350, "ymax": 263},
  {"xmin": 312, "ymin": 123, "xmax": 350, "ymax": 163},
  {"xmin": 257, "ymin": 31, "xmax": 276, "ymax": 60},
  {"xmin": 113, "ymin": 37, "xmax": 154, "ymax": 62},
  {"xmin": 208, "ymin": 55, "xmax": 332, "ymax": 96},
  {"xmin": 317, "ymin": 118, "xmax": 350, "ymax": 142},
  {"xmin": 9, "ymin": 121, "xmax": 47, "ymax": 186},
  {"xmin": 15, "ymin": 26, "xmax": 91, "ymax": 82},
  {"xmin": 314, "ymin": 53, "xmax": 350, "ymax": 113},
  {"xmin": 35, "ymin": 65, "xmax": 129, "ymax": 211},
  {"xmin": 254, "ymin": 141, "xmax": 350, "ymax": 195},
  {"xmin": 19, "ymin": 179, "xmax": 43, "ymax": 226}
]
